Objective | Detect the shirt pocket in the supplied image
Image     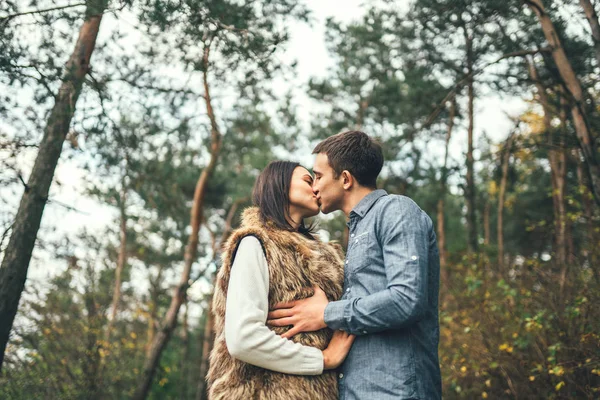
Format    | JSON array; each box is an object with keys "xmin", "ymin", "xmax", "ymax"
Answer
[{"xmin": 346, "ymin": 232, "xmax": 371, "ymax": 274}]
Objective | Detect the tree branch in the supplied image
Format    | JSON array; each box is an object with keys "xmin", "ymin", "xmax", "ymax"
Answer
[
  {"xmin": 46, "ymin": 198, "xmax": 91, "ymax": 215},
  {"xmin": 422, "ymin": 47, "xmax": 552, "ymax": 129},
  {"xmin": 0, "ymin": 2, "xmax": 87, "ymax": 23}
]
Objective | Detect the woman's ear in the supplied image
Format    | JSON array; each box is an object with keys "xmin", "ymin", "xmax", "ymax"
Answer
[{"xmin": 342, "ymin": 170, "xmax": 354, "ymax": 190}]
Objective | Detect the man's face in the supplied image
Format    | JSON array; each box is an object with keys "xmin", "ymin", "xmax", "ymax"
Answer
[{"xmin": 312, "ymin": 153, "xmax": 345, "ymax": 214}]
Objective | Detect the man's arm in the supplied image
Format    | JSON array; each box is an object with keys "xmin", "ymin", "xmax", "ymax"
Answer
[
  {"xmin": 268, "ymin": 197, "xmax": 431, "ymax": 336},
  {"xmin": 325, "ymin": 198, "xmax": 430, "ymax": 334}
]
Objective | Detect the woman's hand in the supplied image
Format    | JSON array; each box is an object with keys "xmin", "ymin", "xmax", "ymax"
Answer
[{"xmin": 322, "ymin": 330, "xmax": 355, "ymax": 370}]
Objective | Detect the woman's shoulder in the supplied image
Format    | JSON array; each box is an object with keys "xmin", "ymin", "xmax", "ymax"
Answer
[{"xmin": 225, "ymin": 227, "xmax": 268, "ymax": 255}]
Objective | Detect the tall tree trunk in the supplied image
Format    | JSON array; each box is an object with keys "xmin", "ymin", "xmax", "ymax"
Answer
[
  {"xmin": 464, "ymin": 31, "xmax": 478, "ymax": 252},
  {"xmin": 526, "ymin": 57, "xmax": 568, "ymax": 287},
  {"xmin": 83, "ymin": 266, "xmax": 102, "ymax": 399},
  {"xmin": 557, "ymin": 91, "xmax": 570, "ymax": 297},
  {"xmin": 0, "ymin": 0, "xmax": 108, "ymax": 371},
  {"xmin": 105, "ymin": 182, "xmax": 128, "ymax": 341},
  {"xmin": 145, "ymin": 265, "xmax": 163, "ymax": 359},
  {"xmin": 98, "ymin": 179, "xmax": 128, "ymax": 385},
  {"xmin": 196, "ymin": 292, "xmax": 215, "ymax": 400},
  {"xmin": 526, "ymin": 0, "xmax": 600, "ymax": 206},
  {"xmin": 483, "ymin": 201, "xmax": 491, "ymax": 246},
  {"xmin": 498, "ymin": 132, "xmax": 515, "ymax": 272},
  {"xmin": 580, "ymin": 0, "xmax": 600, "ymax": 69},
  {"xmin": 575, "ymin": 150, "xmax": 599, "ymax": 281},
  {"xmin": 438, "ymin": 98, "xmax": 455, "ymax": 285},
  {"xmin": 180, "ymin": 299, "xmax": 190, "ymax": 400},
  {"xmin": 133, "ymin": 39, "xmax": 223, "ymax": 400},
  {"xmin": 356, "ymin": 99, "xmax": 368, "ymax": 130}
]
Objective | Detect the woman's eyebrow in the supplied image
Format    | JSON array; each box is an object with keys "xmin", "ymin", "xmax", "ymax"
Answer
[{"xmin": 303, "ymin": 174, "xmax": 314, "ymax": 181}]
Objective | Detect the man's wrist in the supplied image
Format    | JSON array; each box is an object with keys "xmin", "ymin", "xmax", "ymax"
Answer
[{"xmin": 324, "ymin": 300, "xmax": 346, "ymax": 331}]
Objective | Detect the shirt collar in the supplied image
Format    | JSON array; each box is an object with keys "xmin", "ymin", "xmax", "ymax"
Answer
[{"xmin": 349, "ymin": 189, "xmax": 388, "ymax": 219}]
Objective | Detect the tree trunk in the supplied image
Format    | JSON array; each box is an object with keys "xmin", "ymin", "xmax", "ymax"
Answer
[
  {"xmin": 464, "ymin": 31, "xmax": 478, "ymax": 253},
  {"xmin": 145, "ymin": 265, "xmax": 163, "ymax": 359},
  {"xmin": 180, "ymin": 299, "xmax": 190, "ymax": 399},
  {"xmin": 438, "ymin": 98, "xmax": 455, "ymax": 285},
  {"xmin": 0, "ymin": 0, "xmax": 108, "ymax": 371},
  {"xmin": 196, "ymin": 292, "xmax": 215, "ymax": 400},
  {"xmin": 356, "ymin": 99, "xmax": 368, "ymax": 130},
  {"xmin": 526, "ymin": 57, "xmax": 568, "ymax": 284},
  {"xmin": 483, "ymin": 201, "xmax": 491, "ymax": 246},
  {"xmin": 97, "ymin": 180, "xmax": 128, "ymax": 385},
  {"xmin": 133, "ymin": 39, "xmax": 222, "ymax": 400},
  {"xmin": 105, "ymin": 183, "xmax": 128, "ymax": 341},
  {"xmin": 498, "ymin": 132, "xmax": 515, "ymax": 272},
  {"xmin": 526, "ymin": 0, "xmax": 600, "ymax": 206},
  {"xmin": 575, "ymin": 150, "xmax": 599, "ymax": 281},
  {"xmin": 580, "ymin": 0, "xmax": 600, "ymax": 69},
  {"xmin": 557, "ymin": 91, "xmax": 570, "ymax": 297},
  {"xmin": 83, "ymin": 266, "xmax": 103, "ymax": 399}
]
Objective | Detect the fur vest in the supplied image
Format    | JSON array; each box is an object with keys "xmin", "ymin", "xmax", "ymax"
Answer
[{"xmin": 207, "ymin": 207, "xmax": 344, "ymax": 400}]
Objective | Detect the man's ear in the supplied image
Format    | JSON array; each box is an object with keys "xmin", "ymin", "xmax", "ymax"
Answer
[{"xmin": 341, "ymin": 170, "xmax": 354, "ymax": 190}]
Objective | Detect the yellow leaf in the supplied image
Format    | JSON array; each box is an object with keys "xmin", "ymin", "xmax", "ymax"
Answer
[
  {"xmin": 529, "ymin": 376, "xmax": 535, "ymax": 381},
  {"xmin": 482, "ymin": 392, "xmax": 488, "ymax": 399},
  {"xmin": 555, "ymin": 381, "xmax": 565, "ymax": 391},
  {"xmin": 460, "ymin": 366, "xmax": 467, "ymax": 373}
]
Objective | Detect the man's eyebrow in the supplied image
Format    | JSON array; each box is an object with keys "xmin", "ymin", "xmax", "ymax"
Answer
[{"xmin": 312, "ymin": 169, "xmax": 322, "ymax": 176}]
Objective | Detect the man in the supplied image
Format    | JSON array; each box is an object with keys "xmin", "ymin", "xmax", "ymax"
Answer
[{"xmin": 267, "ymin": 131, "xmax": 442, "ymax": 399}]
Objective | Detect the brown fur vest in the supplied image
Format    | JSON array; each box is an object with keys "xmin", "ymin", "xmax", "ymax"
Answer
[{"xmin": 207, "ymin": 207, "xmax": 344, "ymax": 400}]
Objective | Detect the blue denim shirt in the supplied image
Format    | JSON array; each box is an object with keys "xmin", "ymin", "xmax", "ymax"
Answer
[{"xmin": 324, "ymin": 190, "xmax": 441, "ymax": 400}]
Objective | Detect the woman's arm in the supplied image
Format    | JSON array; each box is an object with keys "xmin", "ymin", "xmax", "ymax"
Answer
[{"xmin": 225, "ymin": 236, "xmax": 324, "ymax": 375}]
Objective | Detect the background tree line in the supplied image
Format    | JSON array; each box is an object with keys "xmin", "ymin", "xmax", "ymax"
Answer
[{"xmin": 0, "ymin": 0, "xmax": 599, "ymax": 398}]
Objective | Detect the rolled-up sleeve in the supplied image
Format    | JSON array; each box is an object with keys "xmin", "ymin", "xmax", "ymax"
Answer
[{"xmin": 324, "ymin": 198, "xmax": 430, "ymax": 334}]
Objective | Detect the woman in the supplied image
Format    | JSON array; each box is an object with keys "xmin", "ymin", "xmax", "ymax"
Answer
[{"xmin": 207, "ymin": 161, "xmax": 354, "ymax": 400}]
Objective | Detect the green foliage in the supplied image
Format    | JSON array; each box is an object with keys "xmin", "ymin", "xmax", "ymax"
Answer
[{"xmin": 439, "ymin": 253, "xmax": 600, "ymax": 399}]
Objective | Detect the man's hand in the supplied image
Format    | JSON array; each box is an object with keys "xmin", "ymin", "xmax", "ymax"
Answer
[{"xmin": 267, "ymin": 285, "xmax": 329, "ymax": 339}]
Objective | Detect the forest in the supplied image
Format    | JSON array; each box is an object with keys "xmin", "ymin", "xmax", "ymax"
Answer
[{"xmin": 0, "ymin": 0, "xmax": 599, "ymax": 398}]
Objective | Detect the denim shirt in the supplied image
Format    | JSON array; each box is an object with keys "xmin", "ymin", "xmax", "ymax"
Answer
[{"xmin": 324, "ymin": 190, "xmax": 441, "ymax": 400}]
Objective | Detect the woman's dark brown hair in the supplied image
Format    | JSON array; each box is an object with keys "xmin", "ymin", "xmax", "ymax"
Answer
[{"xmin": 252, "ymin": 161, "xmax": 316, "ymax": 238}]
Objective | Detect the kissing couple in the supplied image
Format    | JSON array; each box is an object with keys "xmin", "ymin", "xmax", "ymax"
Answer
[{"xmin": 207, "ymin": 130, "xmax": 442, "ymax": 400}]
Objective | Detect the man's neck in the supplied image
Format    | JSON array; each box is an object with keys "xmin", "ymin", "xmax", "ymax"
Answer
[{"xmin": 342, "ymin": 187, "xmax": 376, "ymax": 217}]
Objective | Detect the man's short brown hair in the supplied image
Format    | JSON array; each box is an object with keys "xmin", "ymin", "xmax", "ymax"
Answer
[{"xmin": 312, "ymin": 131, "xmax": 383, "ymax": 188}]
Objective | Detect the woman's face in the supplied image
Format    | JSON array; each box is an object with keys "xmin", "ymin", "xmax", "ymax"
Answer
[{"xmin": 288, "ymin": 166, "xmax": 320, "ymax": 218}]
